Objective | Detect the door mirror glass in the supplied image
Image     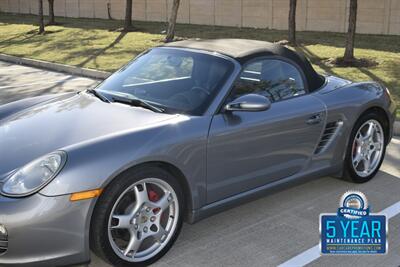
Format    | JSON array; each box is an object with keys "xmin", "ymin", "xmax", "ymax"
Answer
[{"xmin": 224, "ymin": 94, "xmax": 271, "ymax": 112}]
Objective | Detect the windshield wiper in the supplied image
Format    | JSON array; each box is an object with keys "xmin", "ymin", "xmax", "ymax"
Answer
[
  {"xmin": 112, "ymin": 96, "xmax": 165, "ymax": 113},
  {"xmin": 86, "ymin": 89, "xmax": 111, "ymax": 103}
]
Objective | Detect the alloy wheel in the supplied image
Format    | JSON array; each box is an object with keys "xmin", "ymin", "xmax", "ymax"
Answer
[
  {"xmin": 351, "ymin": 119, "xmax": 384, "ymax": 177},
  {"xmin": 107, "ymin": 178, "xmax": 179, "ymax": 262}
]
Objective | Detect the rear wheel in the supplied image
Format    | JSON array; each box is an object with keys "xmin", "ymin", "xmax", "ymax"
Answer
[
  {"xmin": 91, "ymin": 166, "xmax": 184, "ymax": 266},
  {"xmin": 343, "ymin": 112, "xmax": 387, "ymax": 183}
]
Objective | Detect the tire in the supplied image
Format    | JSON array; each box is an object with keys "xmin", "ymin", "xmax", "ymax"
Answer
[
  {"xmin": 343, "ymin": 112, "xmax": 387, "ymax": 183},
  {"xmin": 90, "ymin": 166, "xmax": 184, "ymax": 267}
]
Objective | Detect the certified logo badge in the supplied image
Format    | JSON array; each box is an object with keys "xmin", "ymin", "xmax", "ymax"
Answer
[
  {"xmin": 338, "ymin": 191, "xmax": 369, "ymax": 219},
  {"xmin": 320, "ymin": 191, "xmax": 387, "ymax": 254}
]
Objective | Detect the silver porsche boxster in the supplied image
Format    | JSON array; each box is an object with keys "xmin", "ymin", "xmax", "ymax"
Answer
[{"xmin": 0, "ymin": 39, "xmax": 396, "ymax": 266}]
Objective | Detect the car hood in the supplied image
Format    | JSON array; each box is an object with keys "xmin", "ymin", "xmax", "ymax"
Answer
[{"xmin": 0, "ymin": 93, "xmax": 178, "ymax": 179}]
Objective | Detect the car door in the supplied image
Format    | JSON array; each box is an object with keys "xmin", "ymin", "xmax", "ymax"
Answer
[{"xmin": 206, "ymin": 57, "xmax": 326, "ymax": 204}]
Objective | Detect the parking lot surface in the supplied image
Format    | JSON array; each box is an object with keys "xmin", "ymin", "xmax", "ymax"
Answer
[
  {"xmin": 1, "ymin": 61, "xmax": 399, "ymax": 267},
  {"xmin": 0, "ymin": 61, "xmax": 99, "ymax": 105}
]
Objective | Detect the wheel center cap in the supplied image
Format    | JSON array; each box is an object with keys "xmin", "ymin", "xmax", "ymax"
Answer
[
  {"xmin": 141, "ymin": 216, "xmax": 148, "ymax": 223},
  {"xmin": 362, "ymin": 143, "xmax": 369, "ymax": 151}
]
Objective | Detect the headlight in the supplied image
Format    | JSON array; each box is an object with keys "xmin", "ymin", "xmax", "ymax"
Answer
[{"xmin": 1, "ymin": 151, "xmax": 67, "ymax": 197}]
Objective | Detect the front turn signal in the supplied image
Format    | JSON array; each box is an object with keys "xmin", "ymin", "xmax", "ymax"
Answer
[{"xmin": 70, "ymin": 189, "xmax": 103, "ymax": 202}]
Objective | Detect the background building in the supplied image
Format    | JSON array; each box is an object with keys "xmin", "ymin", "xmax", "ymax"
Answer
[{"xmin": 0, "ymin": 0, "xmax": 399, "ymax": 35}]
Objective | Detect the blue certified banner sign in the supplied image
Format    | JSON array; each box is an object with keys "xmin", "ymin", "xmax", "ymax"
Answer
[{"xmin": 320, "ymin": 191, "xmax": 387, "ymax": 254}]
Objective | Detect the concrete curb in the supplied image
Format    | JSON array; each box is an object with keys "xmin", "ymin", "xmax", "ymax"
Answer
[
  {"xmin": 394, "ymin": 121, "xmax": 400, "ymax": 137},
  {"xmin": 0, "ymin": 53, "xmax": 111, "ymax": 80}
]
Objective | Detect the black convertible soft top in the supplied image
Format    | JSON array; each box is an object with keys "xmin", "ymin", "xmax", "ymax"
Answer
[{"xmin": 163, "ymin": 39, "xmax": 325, "ymax": 92}]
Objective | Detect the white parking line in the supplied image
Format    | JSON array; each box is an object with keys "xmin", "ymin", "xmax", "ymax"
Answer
[
  {"xmin": 277, "ymin": 200, "xmax": 400, "ymax": 267},
  {"xmin": 381, "ymin": 201, "xmax": 400, "ymax": 219},
  {"xmin": 278, "ymin": 246, "xmax": 320, "ymax": 267}
]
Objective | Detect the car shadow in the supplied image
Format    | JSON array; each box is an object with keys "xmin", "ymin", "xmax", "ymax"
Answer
[{"xmin": 88, "ymin": 140, "xmax": 400, "ymax": 266}]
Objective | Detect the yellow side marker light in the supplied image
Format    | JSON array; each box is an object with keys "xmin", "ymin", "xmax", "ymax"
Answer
[{"xmin": 70, "ymin": 189, "xmax": 103, "ymax": 201}]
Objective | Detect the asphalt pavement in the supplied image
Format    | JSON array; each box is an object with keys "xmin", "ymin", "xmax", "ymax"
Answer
[
  {"xmin": 1, "ymin": 61, "xmax": 400, "ymax": 267},
  {"xmin": 0, "ymin": 61, "xmax": 99, "ymax": 105}
]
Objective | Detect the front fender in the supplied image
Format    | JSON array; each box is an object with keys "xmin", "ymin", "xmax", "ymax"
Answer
[{"xmin": 39, "ymin": 116, "xmax": 211, "ymax": 211}]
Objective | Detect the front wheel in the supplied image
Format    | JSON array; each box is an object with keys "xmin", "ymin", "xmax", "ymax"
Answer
[
  {"xmin": 91, "ymin": 166, "xmax": 184, "ymax": 266},
  {"xmin": 343, "ymin": 112, "xmax": 387, "ymax": 183}
]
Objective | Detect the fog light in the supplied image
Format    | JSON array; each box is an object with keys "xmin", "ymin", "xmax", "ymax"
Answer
[
  {"xmin": 0, "ymin": 225, "xmax": 6, "ymax": 240},
  {"xmin": 0, "ymin": 224, "xmax": 7, "ymax": 255}
]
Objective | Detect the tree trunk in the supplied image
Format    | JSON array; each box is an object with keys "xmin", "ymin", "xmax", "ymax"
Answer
[
  {"xmin": 124, "ymin": 0, "xmax": 133, "ymax": 31},
  {"xmin": 165, "ymin": 0, "xmax": 180, "ymax": 43},
  {"xmin": 48, "ymin": 0, "xmax": 55, "ymax": 25},
  {"xmin": 288, "ymin": 0, "xmax": 297, "ymax": 45},
  {"xmin": 38, "ymin": 0, "xmax": 45, "ymax": 34},
  {"xmin": 107, "ymin": 3, "xmax": 113, "ymax": 20},
  {"xmin": 344, "ymin": 0, "xmax": 358, "ymax": 62}
]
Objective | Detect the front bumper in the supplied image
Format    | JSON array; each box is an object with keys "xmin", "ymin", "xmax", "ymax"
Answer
[{"xmin": 0, "ymin": 193, "xmax": 94, "ymax": 266}]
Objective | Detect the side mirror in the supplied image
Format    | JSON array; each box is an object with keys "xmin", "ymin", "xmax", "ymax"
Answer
[{"xmin": 224, "ymin": 94, "xmax": 271, "ymax": 112}]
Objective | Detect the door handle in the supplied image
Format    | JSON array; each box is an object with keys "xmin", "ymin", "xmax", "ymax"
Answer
[{"xmin": 306, "ymin": 114, "xmax": 322, "ymax": 125}]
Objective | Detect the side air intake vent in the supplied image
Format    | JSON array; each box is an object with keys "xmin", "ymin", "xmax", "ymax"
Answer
[{"xmin": 314, "ymin": 121, "xmax": 342, "ymax": 154}]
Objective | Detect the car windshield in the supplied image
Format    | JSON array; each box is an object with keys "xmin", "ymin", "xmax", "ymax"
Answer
[{"xmin": 96, "ymin": 48, "xmax": 235, "ymax": 115}]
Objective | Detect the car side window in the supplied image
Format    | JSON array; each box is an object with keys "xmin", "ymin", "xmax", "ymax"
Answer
[{"xmin": 230, "ymin": 59, "xmax": 306, "ymax": 103}]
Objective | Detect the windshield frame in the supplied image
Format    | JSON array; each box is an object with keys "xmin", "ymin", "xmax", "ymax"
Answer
[{"xmin": 95, "ymin": 47, "xmax": 241, "ymax": 116}]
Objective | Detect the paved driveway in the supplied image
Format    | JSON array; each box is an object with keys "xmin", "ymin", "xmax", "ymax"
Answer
[
  {"xmin": 1, "ymin": 61, "xmax": 400, "ymax": 267},
  {"xmin": 0, "ymin": 61, "xmax": 99, "ymax": 105}
]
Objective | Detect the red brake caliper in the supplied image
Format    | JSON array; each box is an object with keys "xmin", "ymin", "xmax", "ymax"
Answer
[{"xmin": 148, "ymin": 187, "xmax": 161, "ymax": 214}]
